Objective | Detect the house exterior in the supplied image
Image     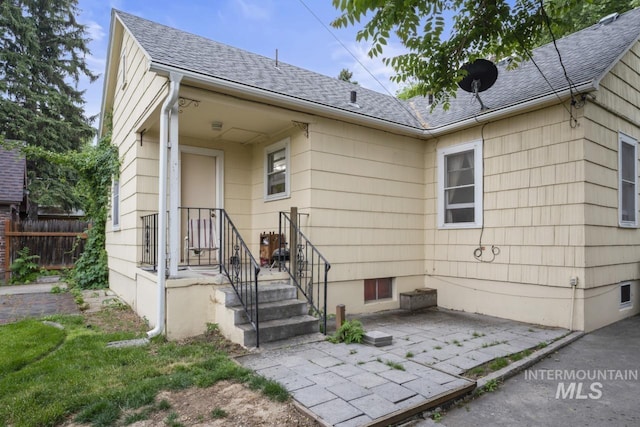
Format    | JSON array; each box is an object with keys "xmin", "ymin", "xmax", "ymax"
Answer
[
  {"xmin": 101, "ymin": 8, "xmax": 640, "ymax": 341},
  {"xmin": 0, "ymin": 145, "xmax": 27, "ymax": 281}
]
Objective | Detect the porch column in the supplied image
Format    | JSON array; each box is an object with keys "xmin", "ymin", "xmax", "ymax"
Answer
[{"xmin": 168, "ymin": 98, "xmax": 180, "ymax": 277}]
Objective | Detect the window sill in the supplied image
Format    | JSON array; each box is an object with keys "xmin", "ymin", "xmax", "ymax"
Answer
[
  {"xmin": 264, "ymin": 193, "xmax": 290, "ymax": 202},
  {"xmin": 438, "ymin": 223, "xmax": 483, "ymax": 230}
]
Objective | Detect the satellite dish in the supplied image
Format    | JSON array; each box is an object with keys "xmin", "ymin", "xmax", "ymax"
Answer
[{"xmin": 458, "ymin": 59, "xmax": 498, "ymax": 110}]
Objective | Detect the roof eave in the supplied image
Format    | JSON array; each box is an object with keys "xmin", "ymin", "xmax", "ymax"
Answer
[
  {"xmin": 425, "ymin": 81, "xmax": 596, "ymax": 137},
  {"xmin": 148, "ymin": 61, "xmax": 427, "ymax": 139}
]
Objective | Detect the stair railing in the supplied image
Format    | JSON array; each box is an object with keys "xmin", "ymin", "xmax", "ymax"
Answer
[
  {"xmin": 218, "ymin": 209, "xmax": 262, "ymax": 347},
  {"xmin": 141, "ymin": 209, "xmax": 261, "ymax": 346},
  {"xmin": 278, "ymin": 209, "xmax": 331, "ymax": 336}
]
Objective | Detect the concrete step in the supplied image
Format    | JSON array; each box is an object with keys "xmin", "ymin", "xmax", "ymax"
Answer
[
  {"xmin": 218, "ymin": 281, "xmax": 296, "ymax": 307},
  {"xmin": 238, "ymin": 314, "xmax": 319, "ymax": 347},
  {"xmin": 231, "ymin": 299, "xmax": 308, "ymax": 325}
]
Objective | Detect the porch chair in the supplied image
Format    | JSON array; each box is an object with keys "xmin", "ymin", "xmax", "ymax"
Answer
[{"xmin": 184, "ymin": 217, "xmax": 218, "ymax": 262}]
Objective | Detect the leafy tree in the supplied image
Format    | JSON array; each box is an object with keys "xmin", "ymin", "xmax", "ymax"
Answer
[
  {"xmin": 338, "ymin": 68, "xmax": 358, "ymax": 84},
  {"xmin": 7, "ymin": 127, "xmax": 120, "ymax": 289},
  {"xmin": 0, "ymin": 0, "xmax": 97, "ymax": 211},
  {"xmin": 331, "ymin": 0, "xmax": 638, "ymax": 107},
  {"xmin": 537, "ymin": 0, "xmax": 640, "ymax": 44}
]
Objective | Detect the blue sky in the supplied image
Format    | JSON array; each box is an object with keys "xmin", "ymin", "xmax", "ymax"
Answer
[{"xmin": 75, "ymin": 0, "xmax": 406, "ymax": 124}]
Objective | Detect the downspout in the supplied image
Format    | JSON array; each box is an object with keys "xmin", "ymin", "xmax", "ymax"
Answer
[{"xmin": 147, "ymin": 72, "xmax": 183, "ymax": 339}]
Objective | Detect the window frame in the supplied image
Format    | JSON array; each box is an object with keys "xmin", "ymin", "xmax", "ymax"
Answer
[
  {"xmin": 437, "ymin": 140, "xmax": 483, "ymax": 229},
  {"xmin": 364, "ymin": 277, "xmax": 393, "ymax": 302},
  {"xmin": 264, "ymin": 138, "xmax": 290, "ymax": 201},
  {"xmin": 118, "ymin": 51, "xmax": 127, "ymax": 89},
  {"xmin": 112, "ymin": 179, "xmax": 120, "ymax": 230},
  {"xmin": 620, "ymin": 283, "xmax": 632, "ymax": 310},
  {"xmin": 618, "ymin": 132, "xmax": 638, "ymax": 228}
]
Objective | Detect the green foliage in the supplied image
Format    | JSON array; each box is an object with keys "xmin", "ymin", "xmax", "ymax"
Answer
[
  {"xmin": 0, "ymin": 314, "xmax": 288, "ymax": 426},
  {"xmin": 16, "ymin": 128, "xmax": 120, "ymax": 289},
  {"xmin": 536, "ymin": 0, "xmax": 640, "ymax": 44},
  {"xmin": 481, "ymin": 378, "xmax": 500, "ymax": 393},
  {"xmin": 211, "ymin": 407, "xmax": 228, "ymax": 419},
  {"xmin": 9, "ymin": 247, "xmax": 42, "ymax": 284},
  {"xmin": 328, "ymin": 319, "xmax": 365, "ymax": 344},
  {"xmin": 0, "ymin": 0, "xmax": 97, "ymax": 209},
  {"xmin": 338, "ymin": 68, "xmax": 358, "ymax": 84},
  {"xmin": 489, "ymin": 357, "xmax": 508, "ymax": 371},
  {"xmin": 384, "ymin": 360, "xmax": 406, "ymax": 371},
  {"xmin": 332, "ymin": 0, "xmax": 639, "ymax": 108},
  {"xmin": 405, "ymin": 351, "xmax": 414, "ymax": 358},
  {"xmin": 0, "ymin": 319, "xmax": 65, "ymax": 376}
]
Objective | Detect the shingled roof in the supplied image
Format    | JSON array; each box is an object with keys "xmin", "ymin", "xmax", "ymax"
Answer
[
  {"xmin": 0, "ymin": 145, "xmax": 26, "ymax": 205},
  {"xmin": 114, "ymin": 6, "xmax": 640, "ymax": 132}
]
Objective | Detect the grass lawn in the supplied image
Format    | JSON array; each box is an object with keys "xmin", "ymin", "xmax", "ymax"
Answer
[{"xmin": 0, "ymin": 307, "xmax": 287, "ymax": 427}]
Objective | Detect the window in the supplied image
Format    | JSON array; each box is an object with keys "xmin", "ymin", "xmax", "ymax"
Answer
[
  {"xmin": 264, "ymin": 138, "xmax": 290, "ymax": 200},
  {"xmin": 118, "ymin": 52, "xmax": 127, "ymax": 89},
  {"xmin": 364, "ymin": 278, "xmax": 393, "ymax": 302},
  {"xmin": 620, "ymin": 283, "xmax": 632, "ymax": 309},
  {"xmin": 619, "ymin": 132, "xmax": 638, "ymax": 227},
  {"xmin": 112, "ymin": 180, "xmax": 120, "ymax": 229},
  {"xmin": 437, "ymin": 140, "xmax": 483, "ymax": 228}
]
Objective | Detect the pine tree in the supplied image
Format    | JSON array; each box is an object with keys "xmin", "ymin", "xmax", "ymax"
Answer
[{"xmin": 0, "ymin": 0, "xmax": 97, "ymax": 211}]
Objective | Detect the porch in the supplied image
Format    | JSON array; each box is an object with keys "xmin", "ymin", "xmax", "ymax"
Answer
[{"xmin": 137, "ymin": 207, "xmax": 330, "ymax": 347}]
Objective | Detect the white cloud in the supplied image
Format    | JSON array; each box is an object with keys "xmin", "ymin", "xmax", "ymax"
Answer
[
  {"xmin": 85, "ymin": 20, "xmax": 105, "ymax": 42},
  {"xmin": 235, "ymin": 0, "xmax": 270, "ymax": 21}
]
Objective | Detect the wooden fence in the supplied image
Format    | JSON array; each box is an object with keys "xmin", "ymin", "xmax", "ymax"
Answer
[{"xmin": 4, "ymin": 220, "xmax": 90, "ymax": 282}]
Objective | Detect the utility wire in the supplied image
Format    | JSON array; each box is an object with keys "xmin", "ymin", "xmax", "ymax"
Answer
[
  {"xmin": 513, "ymin": 32, "xmax": 578, "ymax": 127},
  {"xmin": 539, "ymin": 0, "xmax": 578, "ymax": 98},
  {"xmin": 297, "ymin": 0, "xmax": 437, "ymax": 137}
]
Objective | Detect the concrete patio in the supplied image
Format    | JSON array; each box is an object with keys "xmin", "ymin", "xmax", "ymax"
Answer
[{"xmin": 236, "ymin": 307, "xmax": 571, "ymax": 426}]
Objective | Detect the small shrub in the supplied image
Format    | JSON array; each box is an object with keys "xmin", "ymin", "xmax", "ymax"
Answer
[
  {"xmin": 489, "ymin": 357, "xmax": 508, "ymax": 371},
  {"xmin": 50, "ymin": 285, "xmax": 63, "ymax": 294},
  {"xmin": 328, "ymin": 320, "xmax": 365, "ymax": 344},
  {"xmin": 384, "ymin": 360, "xmax": 405, "ymax": 371},
  {"xmin": 482, "ymin": 378, "xmax": 500, "ymax": 393},
  {"xmin": 211, "ymin": 408, "xmax": 228, "ymax": 419},
  {"xmin": 9, "ymin": 247, "xmax": 42, "ymax": 284}
]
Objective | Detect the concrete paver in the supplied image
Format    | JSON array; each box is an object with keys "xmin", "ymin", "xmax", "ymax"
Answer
[
  {"xmin": 236, "ymin": 307, "xmax": 569, "ymax": 426},
  {"xmin": 431, "ymin": 315, "xmax": 640, "ymax": 427}
]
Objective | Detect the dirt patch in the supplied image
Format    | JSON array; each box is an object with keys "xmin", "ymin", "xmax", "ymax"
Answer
[{"xmin": 122, "ymin": 381, "xmax": 318, "ymax": 426}]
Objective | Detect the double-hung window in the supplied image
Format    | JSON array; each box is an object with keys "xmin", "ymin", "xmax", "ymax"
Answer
[
  {"xmin": 264, "ymin": 138, "xmax": 290, "ymax": 201},
  {"xmin": 619, "ymin": 132, "xmax": 638, "ymax": 227},
  {"xmin": 437, "ymin": 141, "xmax": 483, "ymax": 228}
]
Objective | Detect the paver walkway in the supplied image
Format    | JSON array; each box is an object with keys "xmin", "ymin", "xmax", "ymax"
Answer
[
  {"xmin": 0, "ymin": 282, "xmax": 79, "ymax": 324},
  {"xmin": 236, "ymin": 308, "xmax": 568, "ymax": 426}
]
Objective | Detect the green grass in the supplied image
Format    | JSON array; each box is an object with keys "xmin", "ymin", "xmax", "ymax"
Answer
[
  {"xmin": 0, "ymin": 315, "xmax": 289, "ymax": 427},
  {"xmin": 0, "ymin": 319, "xmax": 66, "ymax": 376},
  {"xmin": 211, "ymin": 407, "xmax": 228, "ymax": 419}
]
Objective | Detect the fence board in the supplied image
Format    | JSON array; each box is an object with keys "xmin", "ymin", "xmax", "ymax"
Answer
[{"xmin": 4, "ymin": 220, "xmax": 90, "ymax": 282}]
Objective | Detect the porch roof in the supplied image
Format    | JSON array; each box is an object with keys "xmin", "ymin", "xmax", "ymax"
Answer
[{"xmin": 114, "ymin": 7, "xmax": 640, "ymax": 133}]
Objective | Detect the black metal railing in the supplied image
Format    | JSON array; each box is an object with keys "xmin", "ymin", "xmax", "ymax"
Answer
[
  {"xmin": 141, "ymin": 213, "xmax": 158, "ymax": 268},
  {"xmin": 140, "ymin": 208, "xmax": 262, "ymax": 346},
  {"xmin": 218, "ymin": 209, "xmax": 261, "ymax": 347},
  {"xmin": 278, "ymin": 210, "xmax": 331, "ymax": 335}
]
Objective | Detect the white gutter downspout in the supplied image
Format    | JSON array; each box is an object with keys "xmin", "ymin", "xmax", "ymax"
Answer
[{"xmin": 147, "ymin": 72, "xmax": 183, "ymax": 339}]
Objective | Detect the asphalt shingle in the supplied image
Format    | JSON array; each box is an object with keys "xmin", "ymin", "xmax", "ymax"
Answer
[{"xmin": 114, "ymin": 7, "xmax": 640, "ymax": 132}]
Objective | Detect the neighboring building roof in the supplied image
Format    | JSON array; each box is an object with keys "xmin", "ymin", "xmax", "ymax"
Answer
[
  {"xmin": 113, "ymin": 7, "xmax": 640, "ymax": 132},
  {"xmin": 0, "ymin": 145, "xmax": 26, "ymax": 205}
]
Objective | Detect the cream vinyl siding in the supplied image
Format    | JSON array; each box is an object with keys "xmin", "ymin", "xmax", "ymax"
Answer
[
  {"xmin": 580, "ymin": 40, "xmax": 640, "ymax": 299},
  {"xmin": 307, "ymin": 118, "xmax": 426, "ymax": 287},
  {"xmin": 106, "ymin": 28, "xmax": 168, "ymax": 287}
]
